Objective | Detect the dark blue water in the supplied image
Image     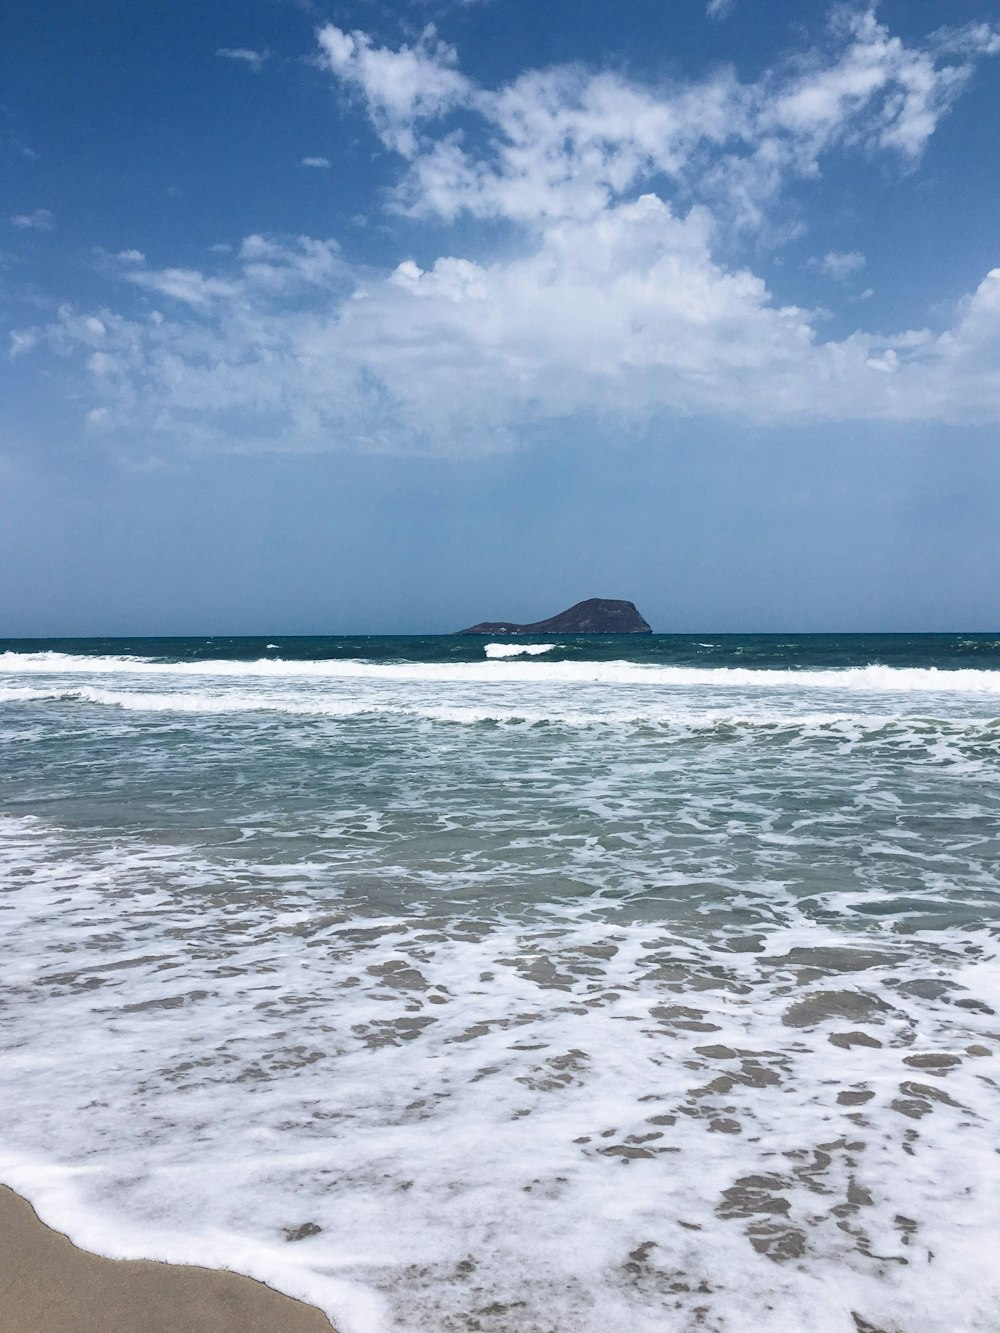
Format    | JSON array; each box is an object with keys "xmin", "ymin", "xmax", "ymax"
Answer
[{"xmin": 3, "ymin": 631, "xmax": 1000, "ymax": 668}]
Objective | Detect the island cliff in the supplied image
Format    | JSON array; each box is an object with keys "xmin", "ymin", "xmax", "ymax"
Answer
[{"xmin": 458, "ymin": 598, "xmax": 652, "ymax": 635}]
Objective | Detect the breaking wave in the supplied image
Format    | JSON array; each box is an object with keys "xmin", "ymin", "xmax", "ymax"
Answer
[
  {"xmin": 3, "ymin": 650, "xmax": 1000, "ymax": 694},
  {"xmin": 484, "ymin": 643, "xmax": 557, "ymax": 658}
]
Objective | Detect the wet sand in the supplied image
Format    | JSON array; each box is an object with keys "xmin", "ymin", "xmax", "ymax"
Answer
[{"xmin": 0, "ymin": 1186, "xmax": 336, "ymax": 1333}]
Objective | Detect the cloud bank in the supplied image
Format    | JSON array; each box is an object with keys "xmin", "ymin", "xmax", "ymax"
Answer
[{"xmin": 13, "ymin": 8, "xmax": 1000, "ymax": 454}]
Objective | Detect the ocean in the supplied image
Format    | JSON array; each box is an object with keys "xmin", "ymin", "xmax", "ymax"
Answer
[{"xmin": 1, "ymin": 633, "xmax": 999, "ymax": 1332}]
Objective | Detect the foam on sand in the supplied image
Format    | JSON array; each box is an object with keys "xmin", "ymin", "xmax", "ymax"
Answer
[
  {"xmin": 2, "ymin": 640, "xmax": 999, "ymax": 1331},
  {"xmin": 0, "ymin": 1184, "xmax": 336, "ymax": 1333},
  {"xmin": 2, "ymin": 793, "xmax": 1000, "ymax": 1332}
]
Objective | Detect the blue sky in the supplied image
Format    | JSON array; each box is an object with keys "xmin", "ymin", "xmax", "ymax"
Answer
[{"xmin": 3, "ymin": 0, "xmax": 1000, "ymax": 633}]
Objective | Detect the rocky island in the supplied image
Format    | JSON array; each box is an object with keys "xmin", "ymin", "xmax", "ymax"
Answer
[{"xmin": 458, "ymin": 598, "xmax": 652, "ymax": 635}]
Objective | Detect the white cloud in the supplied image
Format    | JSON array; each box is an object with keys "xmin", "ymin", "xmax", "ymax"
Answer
[
  {"xmin": 706, "ymin": 0, "xmax": 734, "ymax": 20},
  {"xmin": 316, "ymin": 25, "xmax": 469, "ymax": 157},
  {"xmin": 123, "ymin": 267, "xmax": 241, "ymax": 308},
  {"xmin": 811, "ymin": 250, "xmax": 866, "ymax": 281},
  {"xmin": 10, "ymin": 209, "xmax": 55, "ymax": 231},
  {"xmin": 317, "ymin": 9, "xmax": 999, "ymax": 232},
  {"xmin": 764, "ymin": 8, "xmax": 972, "ymax": 162},
  {"xmin": 12, "ymin": 9, "xmax": 1000, "ymax": 455},
  {"xmin": 301, "ymin": 156, "xmax": 331, "ymax": 169},
  {"xmin": 9, "ymin": 329, "xmax": 38, "ymax": 357},
  {"xmin": 118, "ymin": 235, "xmax": 345, "ymax": 309},
  {"xmin": 21, "ymin": 211, "xmax": 1000, "ymax": 455},
  {"xmin": 216, "ymin": 47, "xmax": 268, "ymax": 72}
]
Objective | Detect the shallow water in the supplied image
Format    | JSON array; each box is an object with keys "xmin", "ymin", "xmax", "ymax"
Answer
[{"xmin": 1, "ymin": 635, "xmax": 999, "ymax": 1331}]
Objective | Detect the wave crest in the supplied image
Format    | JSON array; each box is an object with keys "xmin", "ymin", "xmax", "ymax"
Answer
[
  {"xmin": 3, "ymin": 650, "xmax": 1000, "ymax": 695},
  {"xmin": 484, "ymin": 643, "xmax": 556, "ymax": 659}
]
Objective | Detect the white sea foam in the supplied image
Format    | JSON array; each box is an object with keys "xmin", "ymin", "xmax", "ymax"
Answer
[
  {"xmin": 5, "ymin": 650, "xmax": 1000, "ymax": 703},
  {"xmin": 484, "ymin": 642, "xmax": 557, "ymax": 658},
  {"xmin": 3, "ymin": 683, "xmax": 1000, "ymax": 764},
  {"xmin": 2, "ymin": 644, "xmax": 1000, "ymax": 1331},
  {"xmin": 4, "ymin": 648, "xmax": 1000, "ymax": 694},
  {"xmin": 1, "ymin": 811, "xmax": 999, "ymax": 1332}
]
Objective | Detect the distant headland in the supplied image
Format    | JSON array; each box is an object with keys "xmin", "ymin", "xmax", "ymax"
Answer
[{"xmin": 458, "ymin": 598, "xmax": 652, "ymax": 635}]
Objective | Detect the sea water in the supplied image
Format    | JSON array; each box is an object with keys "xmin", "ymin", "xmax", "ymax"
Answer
[{"xmin": 1, "ymin": 634, "xmax": 999, "ymax": 1332}]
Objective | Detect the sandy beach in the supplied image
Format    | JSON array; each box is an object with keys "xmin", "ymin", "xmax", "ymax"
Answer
[{"xmin": 0, "ymin": 1186, "xmax": 336, "ymax": 1333}]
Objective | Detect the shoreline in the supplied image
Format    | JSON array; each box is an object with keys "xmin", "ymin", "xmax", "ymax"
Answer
[{"xmin": 0, "ymin": 1185, "xmax": 337, "ymax": 1333}]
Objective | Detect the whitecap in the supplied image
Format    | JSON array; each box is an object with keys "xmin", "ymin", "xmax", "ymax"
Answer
[
  {"xmin": 4, "ymin": 650, "xmax": 1000, "ymax": 695},
  {"xmin": 484, "ymin": 643, "xmax": 556, "ymax": 659}
]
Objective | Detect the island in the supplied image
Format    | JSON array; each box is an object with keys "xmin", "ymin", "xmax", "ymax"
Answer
[{"xmin": 458, "ymin": 598, "xmax": 652, "ymax": 635}]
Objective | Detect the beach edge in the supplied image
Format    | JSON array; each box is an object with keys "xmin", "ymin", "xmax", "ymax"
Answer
[{"xmin": 0, "ymin": 1184, "xmax": 338, "ymax": 1333}]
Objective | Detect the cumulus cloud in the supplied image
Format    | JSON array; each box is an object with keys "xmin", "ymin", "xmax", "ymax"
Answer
[
  {"xmin": 301, "ymin": 156, "xmax": 331, "ymax": 168},
  {"xmin": 22, "ymin": 210, "xmax": 1000, "ymax": 456},
  {"xmin": 12, "ymin": 8, "xmax": 1000, "ymax": 455},
  {"xmin": 706, "ymin": 0, "xmax": 734, "ymax": 20},
  {"xmin": 216, "ymin": 47, "xmax": 268, "ymax": 72},
  {"xmin": 10, "ymin": 209, "xmax": 55, "ymax": 231}
]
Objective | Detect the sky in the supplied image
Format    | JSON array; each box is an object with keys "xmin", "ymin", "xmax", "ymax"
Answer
[{"xmin": 2, "ymin": 0, "xmax": 1000, "ymax": 634}]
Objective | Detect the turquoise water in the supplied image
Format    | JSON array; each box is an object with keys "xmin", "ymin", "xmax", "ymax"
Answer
[{"xmin": 1, "ymin": 635, "xmax": 999, "ymax": 1331}]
